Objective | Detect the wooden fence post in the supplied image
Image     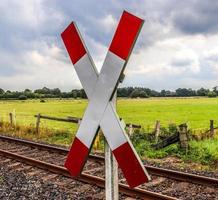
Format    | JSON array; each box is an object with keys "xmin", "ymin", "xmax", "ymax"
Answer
[
  {"xmin": 13, "ymin": 109, "xmax": 16, "ymax": 130},
  {"xmin": 127, "ymin": 123, "xmax": 133, "ymax": 136},
  {"xmin": 9, "ymin": 112, "xmax": 13, "ymax": 128},
  {"xmin": 210, "ymin": 120, "xmax": 214, "ymax": 138},
  {"xmin": 36, "ymin": 113, "xmax": 41, "ymax": 134},
  {"xmin": 178, "ymin": 123, "xmax": 189, "ymax": 150},
  {"xmin": 154, "ymin": 120, "xmax": 160, "ymax": 143}
]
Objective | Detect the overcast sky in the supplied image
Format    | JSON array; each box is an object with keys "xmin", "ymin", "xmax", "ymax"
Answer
[{"xmin": 1, "ymin": 0, "xmax": 218, "ymax": 91}]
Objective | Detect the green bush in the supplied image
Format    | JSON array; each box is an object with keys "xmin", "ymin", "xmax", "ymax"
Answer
[
  {"xmin": 159, "ymin": 123, "xmax": 178, "ymax": 138},
  {"xmin": 182, "ymin": 139, "xmax": 218, "ymax": 165}
]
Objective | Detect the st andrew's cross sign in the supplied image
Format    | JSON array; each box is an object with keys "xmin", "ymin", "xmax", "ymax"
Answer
[{"xmin": 61, "ymin": 11, "xmax": 151, "ymax": 188}]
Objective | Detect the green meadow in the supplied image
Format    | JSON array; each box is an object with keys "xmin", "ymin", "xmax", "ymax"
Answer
[{"xmin": 0, "ymin": 97, "xmax": 218, "ymax": 132}]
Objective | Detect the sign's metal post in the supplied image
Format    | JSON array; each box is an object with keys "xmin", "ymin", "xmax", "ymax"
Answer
[
  {"xmin": 105, "ymin": 95, "xmax": 118, "ymax": 200},
  {"xmin": 105, "ymin": 140, "xmax": 119, "ymax": 199}
]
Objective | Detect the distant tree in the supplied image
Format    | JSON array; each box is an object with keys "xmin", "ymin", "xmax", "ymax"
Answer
[
  {"xmin": 80, "ymin": 89, "xmax": 87, "ymax": 99},
  {"xmin": 34, "ymin": 87, "xmax": 50, "ymax": 94},
  {"xmin": 213, "ymin": 86, "xmax": 218, "ymax": 95},
  {"xmin": 76, "ymin": 90, "xmax": 82, "ymax": 98},
  {"xmin": 0, "ymin": 88, "xmax": 4, "ymax": 94},
  {"xmin": 18, "ymin": 95, "xmax": 27, "ymax": 100},
  {"xmin": 138, "ymin": 91, "xmax": 149, "ymax": 98},
  {"xmin": 34, "ymin": 89, "xmax": 42, "ymax": 94},
  {"xmin": 117, "ymin": 87, "xmax": 128, "ymax": 97},
  {"xmin": 23, "ymin": 89, "xmax": 34, "ymax": 98},
  {"xmin": 71, "ymin": 90, "xmax": 78, "ymax": 98},
  {"xmin": 169, "ymin": 91, "xmax": 177, "ymax": 96},
  {"xmin": 51, "ymin": 88, "xmax": 61, "ymax": 96},
  {"xmin": 176, "ymin": 88, "xmax": 196, "ymax": 97},
  {"xmin": 61, "ymin": 92, "xmax": 69, "ymax": 98},
  {"xmin": 127, "ymin": 87, "xmax": 135, "ymax": 97},
  {"xmin": 24, "ymin": 89, "xmax": 31, "ymax": 93},
  {"xmin": 130, "ymin": 89, "xmax": 140, "ymax": 98},
  {"xmin": 161, "ymin": 90, "xmax": 176, "ymax": 97},
  {"xmin": 150, "ymin": 90, "xmax": 159, "ymax": 97},
  {"xmin": 197, "ymin": 88, "xmax": 209, "ymax": 96},
  {"xmin": 42, "ymin": 87, "xmax": 51, "ymax": 94},
  {"xmin": 208, "ymin": 91, "xmax": 217, "ymax": 98},
  {"xmin": 118, "ymin": 87, "xmax": 135, "ymax": 97},
  {"xmin": 160, "ymin": 90, "xmax": 166, "ymax": 97},
  {"xmin": 143, "ymin": 88, "xmax": 151, "ymax": 96}
]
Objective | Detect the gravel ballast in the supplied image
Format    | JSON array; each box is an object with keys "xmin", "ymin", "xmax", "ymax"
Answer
[{"xmin": 0, "ymin": 163, "xmax": 104, "ymax": 200}]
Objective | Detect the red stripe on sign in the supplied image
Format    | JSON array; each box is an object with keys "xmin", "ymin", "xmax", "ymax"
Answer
[
  {"xmin": 61, "ymin": 22, "xmax": 86, "ymax": 64},
  {"xmin": 113, "ymin": 142, "xmax": 149, "ymax": 188},
  {"xmin": 109, "ymin": 10, "xmax": 143, "ymax": 60},
  {"xmin": 65, "ymin": 137, "xmax": 89, "ymax": 176}
]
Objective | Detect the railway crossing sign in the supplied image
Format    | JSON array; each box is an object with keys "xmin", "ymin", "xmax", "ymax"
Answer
[{"xmin": 61, "ymin": 10, "xmax": 151, "ymax": 188}]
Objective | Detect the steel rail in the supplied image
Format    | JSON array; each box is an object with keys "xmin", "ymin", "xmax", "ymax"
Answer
[
  {"xmin": 0, "ymin": 135, "xmax": 217, "ymax": 186},
  {"xmin": 0, "ymin": 149, "xmax": 177, "ymax": 200}
]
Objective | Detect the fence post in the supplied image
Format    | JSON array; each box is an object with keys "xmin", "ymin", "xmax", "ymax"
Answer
[
  {"xmin": 36, "ymin": 113, "xmax": 41, "ymax": 135},
  {"xmin": 127, "ymin": 123, "xmax": 133, "ymax": 136},
  {"xmin": 210, "ymin": 120, "xmax": 214, "ymax": 138},
  {"xmin": 9, "ymin": 112, "xmax": 13, "ymax": 128},
  {"xmin": 154, "ymin": 120, "xmax": 160, "ymax": 143},
  {"xmin": 13, "ymin": 109, "xmax": 16, "ymax": 130},
  {"xmin": 178, "ymin": 123, "xmax": 189, "ymax": 150}
]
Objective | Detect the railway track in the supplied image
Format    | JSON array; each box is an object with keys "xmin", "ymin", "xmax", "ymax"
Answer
[{"xmin": 0, "ymin": 135, "xmax": 217, "ymax": 199}]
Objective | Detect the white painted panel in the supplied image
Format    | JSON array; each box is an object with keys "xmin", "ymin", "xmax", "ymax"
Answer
[
  {"xmin": 76, "ymin": 52, "xmax": 124, "ymax": 147},
  {"xmin": 100, "ymin": 102, "xmax": 127, "ymax": 150},
  {"xmin": 75, "ymin": 53, "xmax": 128, "ymax": 150},
  {"xmin": 74, "ymin": 54, "xmax": 98, "ymax": 98}
]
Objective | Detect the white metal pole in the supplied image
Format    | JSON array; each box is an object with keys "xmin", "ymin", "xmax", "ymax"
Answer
[{"xmin": 105, "ymin": 94, "xmax": 119, "ymax": 200}]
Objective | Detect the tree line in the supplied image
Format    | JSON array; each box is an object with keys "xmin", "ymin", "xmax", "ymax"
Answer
[{"xmin": 0, "ymin": 86, "xmax": 217, "ymax": 100}]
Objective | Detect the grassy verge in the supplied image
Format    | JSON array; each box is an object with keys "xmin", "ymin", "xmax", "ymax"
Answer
[
  {"xmin": 130, "ymin": 130, "xmax": 218, "ymax": 170},
  {"xmin": 0, "ymin": 121, "xmax": 75, "ymax": 146}
]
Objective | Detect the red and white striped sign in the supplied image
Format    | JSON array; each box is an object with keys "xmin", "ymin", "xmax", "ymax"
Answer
[{"xmin": 61, "ymin": 11, "xmax": 151, "ymax": 188}]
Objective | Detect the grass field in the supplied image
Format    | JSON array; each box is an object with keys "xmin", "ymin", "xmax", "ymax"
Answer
[{"xmin": 0, "ymin": 97, "xmax": 218, "ymax": 133}]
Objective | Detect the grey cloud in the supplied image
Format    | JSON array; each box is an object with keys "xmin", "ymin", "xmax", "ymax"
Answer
[
  {"xmin": 171, "ymin": 58, "xmax": 194, "ymax": 67},
  {"xmin": 171, "ymin": 1, "xmax": 218, "ymax": 34},
  {"xmin": 205, "ymin": 54, "xmax": 218, "ymax": 62}
]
